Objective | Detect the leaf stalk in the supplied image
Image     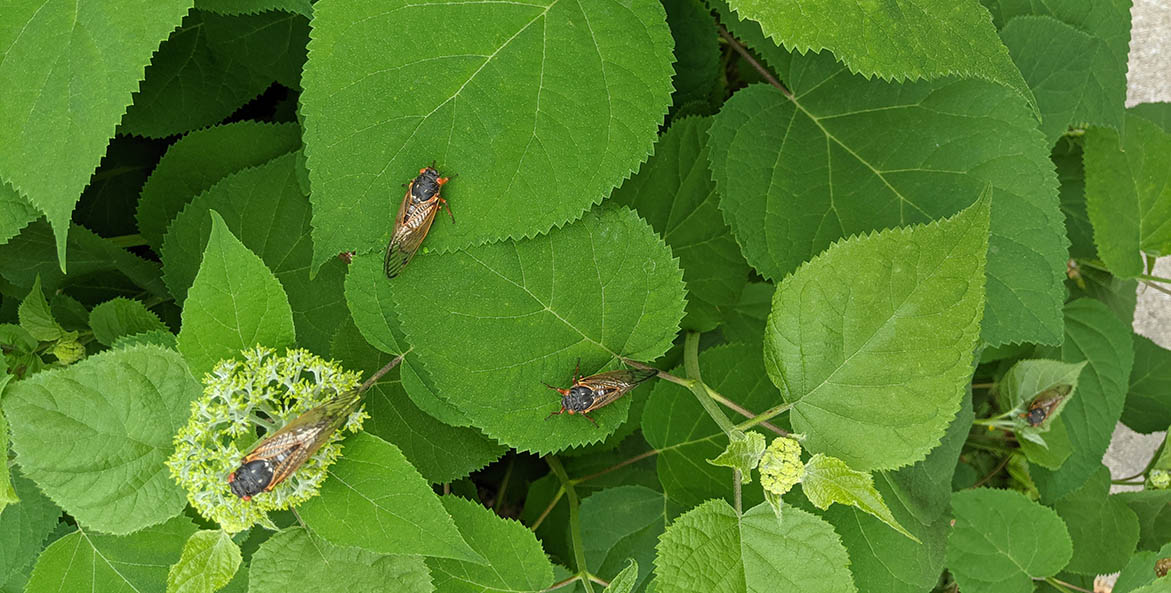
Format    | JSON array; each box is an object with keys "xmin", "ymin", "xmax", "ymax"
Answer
[{"xmin": 546, "ymin": 456, "xmax": 594, "ymax": 593}]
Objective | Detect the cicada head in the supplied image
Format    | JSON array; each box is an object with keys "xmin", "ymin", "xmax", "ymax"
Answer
[
  {"xmin": 1023, "ymin": 406, "xmax": 1048, "ymax": 427},
  {"xmin": 410, "ymin": 167, "xmax": 448, "ymax": 203},
  {"xmin": 562, "ymin": 385, "xmax": 596, "ymax": 414},
  {"xmin": 228, "ymin": 459, "xmax": 274, "ymax": 501}
]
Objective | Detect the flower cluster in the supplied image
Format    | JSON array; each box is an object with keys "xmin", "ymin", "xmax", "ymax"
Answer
[
  {"xmin": 166, "ymin": 347, "xmax": 366, "ymax": 532},
  {"xmin": 760, "ymin": 436, "xmax": 804, "ymax": 498}
]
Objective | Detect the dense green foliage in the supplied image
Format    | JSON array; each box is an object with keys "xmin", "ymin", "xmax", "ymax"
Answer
[{"xmin": 0, "ymin": 0, "xmax": 1168, "ymax": 592}]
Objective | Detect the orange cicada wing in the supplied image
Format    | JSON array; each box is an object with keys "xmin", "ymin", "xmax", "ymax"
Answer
[
  {"xmin": 384, "ymin": 197, "xmax": 441, "ymax": 278},
  {"xmin": 236, "ymin": 391, "xmax": 360, "ymax": 492},
  {"xmin": 577, "ymin": 368, "xmax": 658, "ymax": 414}
]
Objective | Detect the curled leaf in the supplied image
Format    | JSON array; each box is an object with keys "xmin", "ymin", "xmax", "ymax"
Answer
[{"xmin": 707, "ymin": 430, "xmax": 766, "ymax": 483}]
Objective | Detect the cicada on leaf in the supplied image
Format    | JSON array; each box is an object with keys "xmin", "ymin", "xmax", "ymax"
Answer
[
  {"xmin": 544, "ymin": 361, "xmax": 658, "ymax": 426},
  {"xmin": 384, "ymin": 164, "xmax": 453, "ymax": 278},
  {"xmin": 228, "ymin": 391, "xmax": 361, "ymax": 500},
  {"xmin": 1021, "ymin": 383, "xmax": 1072, "ymax": 427}
]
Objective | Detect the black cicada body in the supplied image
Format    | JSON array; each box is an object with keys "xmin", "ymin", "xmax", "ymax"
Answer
[
  {"xmin": 1021, "ymin": 384, "xmax": 1072, "ymax": 427},
  {"xmin": 544, "ymin": 362, "xmax": 658, "ymax": 427},
  {"xmin": 384, "ymin": 164, "xmax": 453, "ymax": 279}
]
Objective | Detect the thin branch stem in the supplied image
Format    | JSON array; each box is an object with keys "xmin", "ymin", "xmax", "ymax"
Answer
[
  {"xmin": 971, "ymin": 382, "xmax": 995, "ymax": 389},
  {"xmin": 541, "ymin": 575, "xmax": 581, "ymax": 592},
  {"xmin": 717, "ymin": 25, "xmax": 793, "ymax": 98},
  {"xmin": 682, "ymin": 333, "xmax": 737, "ymax": 437},
  {"xmin": 494, "ymin": 455, "xmax": 515, "ymax": 513},
  {"xmin": 546, "ymin": 456, "xmax": 594, "ymax": 593},
  {"xmin": 733, "ymin": 470, "xmax": 743, "ymax": 515},
  {"xmin": 970, "ymin": 454, "xmax": 1012, "ymax": 489},
  {"xmin": 587, "ymin": 574, "xmax": 611, "ymax": 588},
  {"xmin": 572, "ymin": 449, "xmax": 660, "ymax": 485},
  {"xmin": 358, "ymin": 349, "xmax": 412, "ymax": 394},
  {"xmin": 1041, "ymin": 576, "xmax": 1092, "ymax": 593},
  {"xmin": 736, "ymin": 402, "xmax": 793, "ymax": 434},
  {"xmin": 529, "ymin": 486, "xmax": 565, "ymax": 531},
  {"xmin": 107, "ymin": 233, "xmax": 148, "ymax": 248}
]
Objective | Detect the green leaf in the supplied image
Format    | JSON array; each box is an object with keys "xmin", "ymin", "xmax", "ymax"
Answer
[
  {"xmin": 707, "ymin": 431, "xmax": 765, "ymax": 483},
  {"xmin": 1000, "ymin": 10, "xmax": 1128, "ymax": 144},
  {"xmin": 298, "ymin": 432, "xmax": 483, "ymax": 563},
  {"xmin": 996, "ymin": 358, "xmax": 1085, "ymax": 422},
  {"xmin": 0, "ymin": 0, "xmax": 192, "ymax": 267},
  {"xmin": 301, "ymin": 0, "xmax": 675, "ymax": 272},
  {"xmin": 113, "ymin": 330, "xmax": 179, "ymax": 351},
  {"xmin": 654, "ymin": 500, "xmax": 856, "ymax": 593},
  {"xmin": 801, "ymin": 454, "xmax": 918, "ymax": 542},
  {"xmin": 18, "ymin": 277, "xmax": 64, "ymax": 341},
  {"xmin": 948, "ymin": 488, "xmax": 1073, "ymax": 593},
  {"xmin": 1018, "ymin": 418, "xmax": 1073, "ymax": 470},
  {"xmin": 195, "ymin": 0, "xmax": 311, "ymax": 17},
  {"xmin": 1129, "ymin": 580, "xmax": 1171, "ymax": 593},
  {"xmin": 329, "ymin": 320, "xmax": 505, "ymax": 483},
  {"xmin": 1125, "ymin": 335, "xmax": 1171, "ymax": 434},
  {"xmin": 0, "ymin": 472, "xmax": 61, "ymax": 585},
  {"xmin": 137, "ymin": 121, "xmax": 301, "ymax": 251},
  {"xmin": 166, "ymin": 530, "xmax": 241, "ymax": 593},
  {"xmin": 163, "ymin": 152, "xmax": 346, "ymax": 354},
  {"xmin": 1052, "ymin": 466, "xmax": 1139, "ymax": 575},
  {"xmin": 1033, "ymin": 299, "xmax": 1135, "ymax": 501},
  {"xmin": 611, "ymin": 117, "xmax": 748, "ymax": 331},
  {"xmin": 604, "ymin": 560, "xmax": 638, "ymax": 593},
  {"xmin": 1085, "ymin": 113, "xmax": 1171, "ymax": 278},
  {"xmin": 23, "ymin": 516, "xmax": 197, "ymax": 593},
  {"xmin": 0, "ymin": 407, "xmax": 14, "ymax": 513},
  {"xmin": 718, "ymin": 282, "xmax": 773, "ymax": 344},
  {"xmin": 581, "ymin": 486, "xmax": 678, "ymax": 593},
  {"xmin": 119, "ymin": 11, "xmax": 275, "ymax": 138},
  {"xmin": 343, "ymin": 253, "xmax": 469, "ymax": 425},
  {"xmin": 89, "ymin": 298, "xmax": 168, "ymax": 347},
  {"xmin": 707, "ymin": 56, "xmax": 1063, "ymax": 347},
  {"xmin": 3, "ymin": 346, "xmax": 198, "ymax": 534},
  {"xmin": 0, "ymin": 182, "xmax": 38, "ymax": 248},
  {"xmin": 393, "ymin": 207, "xmax": 685, "ymax": 453},
  {"xmin": 1117, "ymin": 489, "xmax": 1171, "ymax": 551},
  {"xmin": 642, "ymin": 343, "xmax": 777, "ymax": 507},
  {"xmin": 427, "ymin": 495, "xmax": 553, "ymax": 593},
  {"xmin": 176, "ymin": 211, "xmax": 296, "ymax": 378},
  {"xmin": 764, "ymin": 192, "xmax": 989, "ymax": 471},
  {"xmin": 1131, "ymin": 103, "xmax": 1171, "ymax": 133},
  {"xmin": 663, "ymin": 0, "xmax": 720, "ymax": 114},
  {"xmin": 1054, "ymin": 137, "xmax": 1097, "ymax": 261},
  {"xmin": 722, "ymin": 0, "xmax": 1035, "ymax": 111},
  {"xmin": 248, "ymin": 528, "xmax": 432, "ymax": 593}
]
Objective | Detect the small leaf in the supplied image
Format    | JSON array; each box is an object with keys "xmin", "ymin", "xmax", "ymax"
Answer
[
  {"xmin": 298, "ymin": 432, "xmax": 483, "ymax": 563},
  {"xmin": 248, "ymin": 528, "xmax": 431, "ymax": 593},
  {"xmin": 801, "ymin": 454, "xmax": 919, "ymax": 543},
  {"xmin": 581, "ymin": 486, "xmax": 678, "ymax": 593},
  {"xmin": 1125, "ymin": 335, "xmax": 1171, "ymax": 434},
  {"xmin": 0, "ymin": 0, "xmax": 191, "ymax": 266},
  {"xmin": 995, "ymin": 359, "xmax": 1086, "ymax": 436},
  {"xmin": 89, "ymin": 298, "xmax": 168, "ymax": 347},
  {"xmin": 722, "ymin": 0, "xmax": 1036, "ymax": 111},
  {"xmin": 948, "ymin": 488, "xmax": 1073, "ymax": 593},
  {"xmin": 1052, "ymin": 466, "xmax": 1139, "ymax": 575},
  {"xmin": 707, "ymin": 431, "xmax": 765, "ymax": 483},
  {"xmin": 1085, "ymin": 113, "xmax": 1171, "ymax": 278},
  {"xmin": 0, "ymin": 472, "xmax": 61, "ymax": 584},
  {"xmin": 764, "ymin": 192, "xmax": 989, "ymax": 471},
  {"xmin": 3, "ymin": 346, "xmax": 200, "ymax": 534},
  {"xmin": 177, "ymin": 211, "xmax": 296, "ymax": 378},
  {"xmin": 23, "ymin": 517, "xmax": 197, "ymax": 593},
  {"xmin": 654, "ymin": 500, "xmax": 856, "ymax": 593},
  {"xmin": 0, "ymin": 181, "xmax": 38, "ymax": 248},
  {"xmin": 427, "ymin": 496, "xmax": 554, "ymax": 593},
  {"xmin": 301, "ymin": 0, "xmax": 675, "ymax": 271},
  {"xmin": 18, "ymin": 277, "xmax": 64, "ymax": 341},
  {"xmin": 166, "ymin": 530, "xmax": 242, "ymax": 593},
  {"xmin": 1117, "ymin": 490, "xmax": 1171, "ymax": 551},
  {"xmin": 603, "ymin": 560, "xmax": 638, "ymax": 593},
  {"xmin": 393, "ymin": 207, "xmax": 685, "ymax": 453}
]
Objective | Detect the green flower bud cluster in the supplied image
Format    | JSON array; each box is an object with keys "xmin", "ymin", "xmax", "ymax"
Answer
[
  {"xmin": 760, "ymin": 436, "xmax": 803, "ymax": 497},
  {"xmin": 166, "ymin": 346, "xmax": 366, "ymax": 533}
]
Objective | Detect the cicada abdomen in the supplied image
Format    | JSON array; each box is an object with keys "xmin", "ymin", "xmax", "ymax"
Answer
[
  {"xmin": 384, "ymin": 164, "xmax": 453, "ymax": 279},
  {"xmin": 543, "ymin": 362, "xmax": 658, "ymax": 426},
  {"xmin": 1021, "ymin": 384, "xmax": 1072, "ymax": 427}
]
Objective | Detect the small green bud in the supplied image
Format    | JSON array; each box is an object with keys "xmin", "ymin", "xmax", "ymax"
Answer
[
  {"xmin": 760, "ymin": 436, "xmax": 803, "ymax": 497},
  {"xmin": 1150, "ymin": 469, "xmax": 1170, "ymax": 490},
  {"xmin": 52, "ymin": 339, "xmax": 86, "ymax": 365}
]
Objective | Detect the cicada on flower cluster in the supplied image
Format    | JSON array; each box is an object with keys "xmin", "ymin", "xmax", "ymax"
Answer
[
  {"xmin": 384, "ymin": 164, "xmax": 454, "ymax": 279},
  {"xmin": 544, "ymin": 361, "xmax": 658, "ymax": 426},
  {"xmin": 229, "ymin": 390, "xmax": 361, "ymax": 501}
]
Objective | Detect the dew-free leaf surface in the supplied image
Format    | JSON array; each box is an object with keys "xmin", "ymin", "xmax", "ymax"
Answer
[
  {"xmin": 1052, "ymin": 466, "xmax": 1139, "ymax": 575},
  {"xmin": 1124, "ymin": 334, "xmax": 1171, "ymax": 434},
  {"xmin": 248, "ymin": 528, "xmax": 432, "ymax": 593},
  {"xmin": 301, "ymin": 0, "xmax": 675, "ymax": 271},
  {"xmin": 426, "ymin": 496, "xmax": 553, "ymax": 593},
  {"xmin": 166, "ymin": 530, "xmax": 242, "ymax": 593},
  {"xmin": 89, "ymin": 298, "xmax": 168, "ymax": 346}
]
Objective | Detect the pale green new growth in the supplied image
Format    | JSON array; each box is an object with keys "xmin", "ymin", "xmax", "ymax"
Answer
[
  {"xmin": 603, "ymin": 560, "xmax": 638, "ymax": 593},
  {"xmin": 801, "ymin": 454, "xmax": 919, "ymax": 543},
  {"xmin": 17, "ymin": 277, "xmax": 65, "ymax": 342},
  {"xmin": 165, "ymin": 530, "xmax": 241, "ymax": 593},
  {"xmin": 759, "ymin": 435, "xmax": 802, "ymax": 519},
  {"xmin": 707, "ymin": 431, "xmax": 765, "ymax": 484},
  {"xmin": 764, "ymin": 193, "xmax": 990, "ymax": 471}
]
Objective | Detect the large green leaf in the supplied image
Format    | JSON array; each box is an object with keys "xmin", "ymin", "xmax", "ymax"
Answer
[
  {"xmin": 301, "ymin": 0, "xmax": 675, "ymax": 272},
  {"xmin": 1124, "ymin": 335, "xmax": 1171, "ymax": 434},
  {"xmin": 722, "ymin": 0, "xmax": 1034, "ymax": 111},
  {"xmin": 1033, "ymin": 299, "xmax": 1134, "ymax": 500},
  {"xmin": 948, "ymin": 488, "xmax": 1073, "ymax": 593},
  {"xmin": 89, "ymin": 298, "xmax": 168, "ymax": 347},
  {"xmin": 1054, "ymin": 137, "xmax": 1096, "ymax": 260},
  {"xmin": 136, "ymin": 121, "xmax": 301, "ymax": 251},
  {"xmin": 23, "ymin": 517, "xmax": 196, "ymax": 593},
  {"xmin": 1117, "ymin": 490, "xmax": 1171, "ymax": 552},
  {"xmin": 1084, "ymin": 113, "xmax": 1171, "ymax": 278},
  {"xmin": 393, "ymin": 207, "xmax": 686, "ymax": 453},
  {"xmin": 0, "ymin": 473, "xmax": 61, "ymax": 585},
  {"xmin": 248, "ymin": 528, "xmax": 432, "ymax": 593},
  {"xmin": 3, "ymin": 346, "xmax": 199, "ymax": 534},
  {"xmin": 298, "ymin": 432, "xmax": 483, "ymax": 563},
  {"xmin": 176, "ymin": 211, "xmax": 296, "ymax": 378},
  {"xmin": 195, "ymin": 0, "xmax": 311, "ymax": 17},
  {"xmin": 1052, "ymin": 466, "xmax": 1139, "ymax": 575},
  {"xmin": 654, "ymin": 500, "xmax": 856, "ymax": 593},
  {"xmin": 1131, "ymin": 103, "xmax": 1171, "ymax": 132},
  {"xmin": 764, "ymin": 193, "xmax": 988, "ymax": 471},
  {"xmin": 427, "ymin": 496, "xmax": 553, "ymax": 593},
  {"xmin": 166, "ymin": 530, "xmax": 242, "ymax": 593},
  {"xmin": 329, "ymin": 320, "xmax": 505, "ymax": 483},
  {"xmin": 0, "ymin": 0, "xmax": 192, "ymax": 266},
  {"xmin": 162, "ymin": 152, "xmax": 346, "ymax": 354},
  {"xmin": 581, "ymin": 486, "xmax": 679, "ymax": 593},
  {"xmin": 707, "ymin": 53, "xmax": 1063, "ymax": 346},
  {"xmin": 642, "ymin": 343, "xmax": 777, "ymax": 508},
  {"xmin": 611, "ymin": 116, "xmax": 748, "ymax": 331}
]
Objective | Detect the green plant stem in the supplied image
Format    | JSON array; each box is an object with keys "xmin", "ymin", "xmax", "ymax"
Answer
[
  {"xmin": 107, "ymin": 233, "xmax": 148, "ymax": 248},
  {"xmin": 970, "ymin": 454, "xmax": 1012, "ymax": 489},
  {"xmin": 733, "ymin": 469, "xmax": 743, "ymax": 515},
  {"xmin": 656, "ymin": 368, "xmax": 788, "ymax": 435},
  {"xmin": 682, "ymin": 332, "xmax": 738, "ymax": 437},
  {"xmin": 1041, "ymin": 576, "xmax": 1093, "ymax": 593},
  {"xmin": 1111, "ymin": 479, "xmax": 1145, "ymax": 486},
  {"xmin": 587, "ymin": 574, "xmax": 611, "ymax": 588},
  {"xmin": 529, "ymin": 486, "xmax": 565, "ymax": 532},
  {"xmin": 542, "ymin": 575, "xmax": 581, "ymax": 592},
  {"xmin": 970, "ymin": 382, "xmax": 995, "ymax": 389},
  {"xmin": 572, "ymin": 448, "xmax": 661, "ymax": 485},
  {"xmin": 736, "ymin": 402, "xmax": 793, "ymax": 433},
  {"xmin": 1077, "ymin": 258, "xmax": 1171, "ymax": 285},
  {"xmin": 357, "ymin": 349, "xmax": 411, "ymax": 394},
  {"xmin": 546, "ymin": 456, "xmax": 594, "ymax": 593},
  {"xmin": 717, "ymin": 25, "xmax": 793, "ymax": 99},
  {"xmin": 494, "ymin": 455, "xmax": 515, "ymax": 513}
]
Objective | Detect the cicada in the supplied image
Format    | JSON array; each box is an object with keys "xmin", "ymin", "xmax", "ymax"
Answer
[
  {"xmin": 544, "ymin": 362, "xmax": 658, "ymax": 426},
  {"xmin": 228, "ymin": 391, "xmax": 360, "ymax": 501},
  {"xmin": 1021, "ymin": 384, "xmax": 1072, "ymax": 427},
  {"xmin": 384, "ymin": 164, "xmax": 453, "ymax": 278}
]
